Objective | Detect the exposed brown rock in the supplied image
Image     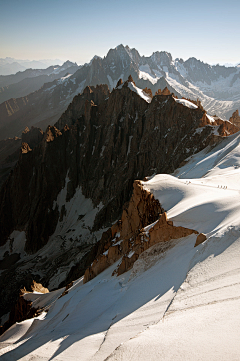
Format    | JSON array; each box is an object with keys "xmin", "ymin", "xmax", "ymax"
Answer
[
  {"xmin": 116, "ymin": 78, "xmax": 123, "ymax": 88},
  {"xmin": 22, "ymin": 126, "xmax": 44, "ymax": 149},
  {"xmin": 83, "ymin": 182, "xmax": 198, "ymax": 282},
  {"xmin": 120, "ymin": 180, "xmax": 163, "ymax": 240},
  {"xmin": 142, "ymin": 88, "xmax": 153, "ymax": 98},
  {"xmin": 194, "ymin": 233, "xmax": 207, "ymax": 247},
  {"xmin": 83, "ymin": 181, "xmax": 163, "ymax": 283},
  {"xmin": 198, "ymin": 111, "xmax": 239, "ymax": 136},
  {"xmin": 229, "ymin": 110, "xmax": 240, "ymax": 129},
  {"xmin": 116, "ymin": 212, "xmax": 198, "ymax": 276},
  {"xmin": 43, "ymin": 125, "xmax": 62, "ymax": 143},
  {"xmin": 21, "ymin": 142, "xmax": 32, "ymax": 154},
  {"xmin": 155, "ymin": 87, "xmax": 171, "ymax": 96},
  {"xmin": 128, "ymin": 75, "xmax": 134, "ymax": 83},
  {"xmin": 31, "ymin": 280, "xmax": 49, "ymax": 293},
  {"xmin": 217, "ymin": 120, "xmax": 239, "ymax": 137}
]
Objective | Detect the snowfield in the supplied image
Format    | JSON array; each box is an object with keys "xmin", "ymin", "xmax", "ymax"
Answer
[{"xmin": 1, "ymin": 133, "xmax": 240, "ymax": 360}]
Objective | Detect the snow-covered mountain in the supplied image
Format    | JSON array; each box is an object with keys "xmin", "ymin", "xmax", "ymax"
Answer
[
  {"xmin": 0, "ymin": 78, "xmax": 237, "ymax": 329},
  {"xmin": 1, "ymin": 123, "xmax": 240, "ymax": 360},
  {"xmin": 0, "ymin": 45, "xmax": 240, "ymax": 140}
]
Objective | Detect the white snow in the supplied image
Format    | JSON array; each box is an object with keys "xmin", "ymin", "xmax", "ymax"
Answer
[
  {"xmin": 175, "ymin": 98, "xmax": 198, "ymax": 109},
  {"xmin": 57, "ymin": 73, "xmax": 72, "ymax": 84},
  {"xmin": 206, "ymin": 114, "xmax": 216, "ymax": 123},
  {"xmin": 127, "ymin": 250, "xmax": 135, "ymax": 258},
  {"xmin": 128, "ymin": 82, "xmax": 152, "ymax": 103},
  {"xmin": 1, "ymin": 131, "xmax": 240, "ymax": 360}
]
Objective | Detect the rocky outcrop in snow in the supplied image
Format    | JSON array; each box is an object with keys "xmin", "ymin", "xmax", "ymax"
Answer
[
  {"xmin": 229, "ymin": 110, "xmax": 240, "ymax": 129},
  {"xmin": 84, "ymin": 181, "xmax": 198, "ymax": 282}
]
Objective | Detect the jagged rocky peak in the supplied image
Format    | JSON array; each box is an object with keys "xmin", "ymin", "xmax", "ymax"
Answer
[
  {"xmin": 150, "ymin": 50, "xmax": 173, "ymax": 65},
  {"xmin": 106, "ymin": 44, "xmax": 130, "ymax": 61},
  {"xmin": 182, "ymin": 57, "xmax": 237, "ymax": 84},
  {"xmin": 229, "ymin": 109, "xmax": 240, "ymax": 128},
  {"xmin": 104, "ymin": 44, "xmax": 141, "ymax": 72},
  {"xmin": 127, "ymin": 74, "xmax": 134, "ymax": 83},
  {"xmin": 125, "ymin": 45, "xmax": 141, "ymax": 64},
  {"xmin": 155, "ymin": 87, "xmax": 171, "ymax": 96},
  {"xmin": 55, "ymin": 83, "xmax": 110, "ymax": 130},
  {"xmin": 43, "ymin": 125, "xmax": 62, "ymax": 143},
  {"xmin": 61, "ymin": 60, "xmax": 77, "ymax": 67},
  {"xmin": 143, "ymin": 87, "xmax": 153, "ymax": 98},
  {"xmin": 116, "ymin": 78, "xmax": 123, "ymax": 88}
]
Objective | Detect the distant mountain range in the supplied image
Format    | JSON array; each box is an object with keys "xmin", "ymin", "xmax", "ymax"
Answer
[
  {"xmin": 0, "ymin": 45, "xmax": 240, "ymax": 140},
  {"xmin": 0, "ymin": 57, "xmax": 64, "ymax": 75},
  {"xmin": 0, "ymin": 61, "xmax": 79, "ymax": 104}
]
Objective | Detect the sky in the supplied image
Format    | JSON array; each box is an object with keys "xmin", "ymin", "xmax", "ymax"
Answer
[{"xmin": 0, "ymin": 0, "xmax": 239, "ymax": 65}]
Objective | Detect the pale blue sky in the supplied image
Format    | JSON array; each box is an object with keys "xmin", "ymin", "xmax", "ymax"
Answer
[{"xmin": 0, "ymin": 0, "xmax": 239, "ymax": 65}]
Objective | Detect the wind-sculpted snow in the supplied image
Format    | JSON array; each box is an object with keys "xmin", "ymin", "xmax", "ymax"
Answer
[{"xmin": 1, "ymin": 128, "xmax": 240, "ymax": 359}]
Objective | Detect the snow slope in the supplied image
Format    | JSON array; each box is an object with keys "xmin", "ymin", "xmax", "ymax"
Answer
[
  {"xmin": 128, "ymin": 82, "xmax": 152, "ymax": 103},
  {"xmin": 1, "ymin": 133, "xmax": 240, "ymax": 360}
]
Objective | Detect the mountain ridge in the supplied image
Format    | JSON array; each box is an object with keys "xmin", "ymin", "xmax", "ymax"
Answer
[{"xmin": 0, "ymin": 45, "xmax": 240, "ymax": 141}]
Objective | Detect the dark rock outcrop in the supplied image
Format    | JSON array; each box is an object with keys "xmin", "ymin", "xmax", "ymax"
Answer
[
  {"xmin": 0, "ymin": 136, "xmax": 21, "ymax": 187},
  {"xmin": 0, "ymin": 281, "xmax": 48, "ymax": 336},
  {"xmin": 22, "ymin": 126, "xmax": 44, "ymax": 149}
]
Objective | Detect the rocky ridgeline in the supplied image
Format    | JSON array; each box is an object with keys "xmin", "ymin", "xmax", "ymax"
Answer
[
  {"xmin": 0, "ymin": 77, "xmax": 239, "ymax": 321},
  {"xmin": 83, "ymin": 180, "xmax": 201, "ymax": 283}
]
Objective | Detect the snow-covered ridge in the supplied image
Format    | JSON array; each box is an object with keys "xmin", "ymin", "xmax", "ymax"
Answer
[
  {"xmin": 175, "ymin": 98, "xmax": 198, "ymax": 109},
  {"xmin": 128, "ymin": 82, "xmax": 152, "ymax": 103}
]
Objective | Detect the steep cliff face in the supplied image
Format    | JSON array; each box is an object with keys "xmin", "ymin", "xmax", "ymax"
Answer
[
  {"xmin": 0, "ymin": 79, "xmax": 238, "ymax": 320},
  {"xmin": 229, "ymin": 110, "xmax": 240, "ymax": 128},
  {"xmin": 83, "ymin": 181, "xmax": 198, "ymax": 283},
  {"xmin": 0, "ymin": 136, "xmax": 21, "ymax": 187}
]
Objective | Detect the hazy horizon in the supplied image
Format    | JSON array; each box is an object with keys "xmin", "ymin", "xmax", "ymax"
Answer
[{"xmin": 0, "ymin": 0, "xmax": 239, "ymax": 65}]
